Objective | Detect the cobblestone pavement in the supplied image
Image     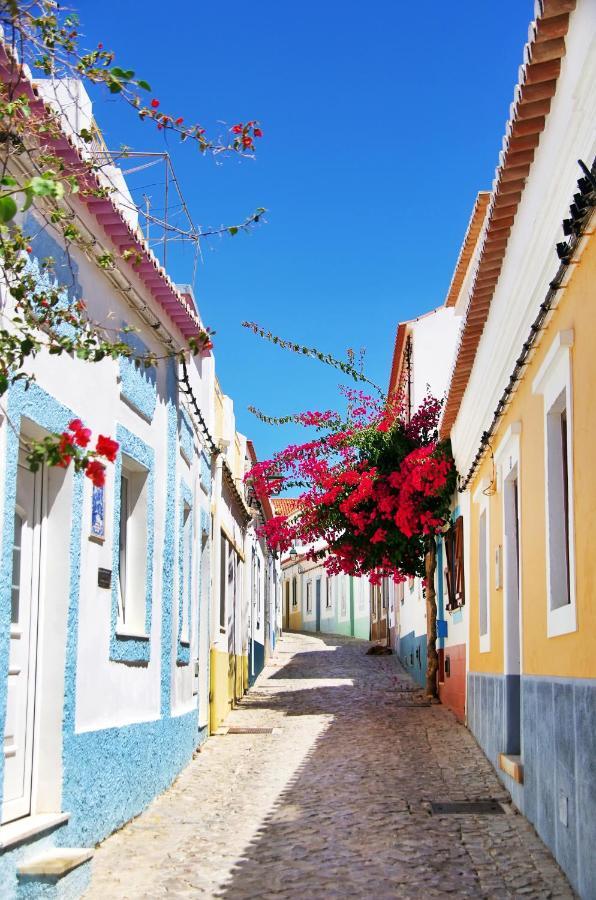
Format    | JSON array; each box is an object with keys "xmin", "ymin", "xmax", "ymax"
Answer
[{"xmin": 85, "ymin": 632, "xmax": 573, "ymax": 899}]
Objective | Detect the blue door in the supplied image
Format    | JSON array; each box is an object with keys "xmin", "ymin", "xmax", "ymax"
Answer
[{"xmin": 315, "ymin": 579, "xmax": 321, "ymax": 632}]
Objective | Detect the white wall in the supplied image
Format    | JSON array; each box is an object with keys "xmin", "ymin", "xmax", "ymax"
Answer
[{"xmin": 451, "ymin": 0, "xmax": 596, "ymax": 476}]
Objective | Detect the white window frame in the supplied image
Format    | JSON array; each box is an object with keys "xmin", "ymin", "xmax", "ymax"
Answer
[
  {"xmin": 117, "ymin": 454, "xmax": 150, "ymax": 636},
  {"xmin": 473, "ymin": 479, "xmax": 491, "ymax": 653},
  {"xmin": 306, "ymin": 579, "xmax": 312, "ymax": 614},
  {"xmin": 180, "ymin": 500, "xmax": 192, "ymax": 645},
  {"xmin": 495, "ymin": 422, "xmax": 523, "ymax": 675},
  {"xmin": 532, "ymin": 330, "xmax": 577, "ymax": 637}
]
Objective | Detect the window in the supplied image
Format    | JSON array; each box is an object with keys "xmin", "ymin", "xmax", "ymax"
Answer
[
  {"xmin": 180, "ymin": 501, "xmax": 192, "ymax": 644},
  {"xmin": 256, "ymin": 555, "xmax": 261, "ymax": 630},
  {"xmin": 478, "ymin": 508, "xmax": 490, "ymax": 651},
  {"xmin": 340, "ymin": 581, "xmax": 347, "ymax": 616},
  {"xmin": 444, "ymin": 516, "xmax": 465, "ymax": 610},
  {"xmin": 532, "ymin": 330, "xmax": 576, "ymax": 636},
  {"xmin": 397, "ymin": 580, "xmax": 405, "ymax": 606},
  {"xmin": 117, "ymin": 456, "xmax": 149, "ymax": 634},
  {"xmin": 547, "ymin": 396, "xmax": 571, "ymax": 609},
  {"xmin": 285, "ymin": 580, "xmax": 289, "ymax": 608},
  {"xmin": 326, "ymin": 578, "xmax": 331, "ymax": 609},
  {"xmin": 219, "ymin": 533, "xmax": 227, "ymax": 630},
  {"xmin": 12, "ymin": 511, "xmax": 23, "ymax": 623},
  {"xmin": 306, "ymin": 580, "xmax": 312, "ymax": 613},
  {"xmin": 292, "ymin": 576, "xmax": 297, "ymax": 607}
]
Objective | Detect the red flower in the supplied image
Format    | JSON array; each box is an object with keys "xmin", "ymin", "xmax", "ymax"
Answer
[
  {"xmin": 68, "ymin": 419, "xmax": 91, "ymax": 448},
  {"xmin": 175, "ymin": 117, "xmax": 184, "ymax": 125},
  {"xmin": 85, "ymin": 460, "xmax": 105, "ymax": 488},
  {"xmin": 95, "ymin": 435, "xmax": 119, "ymax": 462},
  {"xmin": 97, "ymin": 42, "xmax": 103, "ymax": 49},
  {"xmin": 26, "ymin": 246, "xmax": 32, "ymax": 253},
  {"xmin": 231, "ymin": 124, "xmax": 243, "ymax": 134},
  {"xmin": 242, "ymin": 135, "xmax": 252, "ymax": 148},
  {"xmin": 253, "ymin": 127, "xmax": 263, "ymax": 138},
  {"xmin": 151, "ymin": 98, "xmax": 160, "ymax": 108}
]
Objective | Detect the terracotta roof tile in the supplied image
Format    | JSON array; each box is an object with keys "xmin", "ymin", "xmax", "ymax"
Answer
[
  {"xmin": 0, "ymin": 46, "xmax": 206, "ymax": 344},
  {"xmin": 444, "ymin": 193, "xmax": 490, "ymax": 308},
  {"xmin": 272, "ymin": 498, "xmax": 301, "ymax": 517},
  {"xmin": 439, "ymin": 0, "xmax": 575, "ymax": 439}
]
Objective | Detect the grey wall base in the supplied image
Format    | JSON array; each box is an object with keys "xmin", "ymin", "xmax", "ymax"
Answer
[{"xmin": 467, "ymin": 672, "xmax": 596, "ymax": 899}]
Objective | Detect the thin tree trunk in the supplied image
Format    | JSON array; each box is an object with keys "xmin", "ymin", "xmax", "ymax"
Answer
[{"xmin": 425, "ymin": 536, "xmax": 439, "ymax": 699}]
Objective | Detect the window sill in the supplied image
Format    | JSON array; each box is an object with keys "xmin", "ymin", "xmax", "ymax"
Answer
[
  {"xmin": 115, "ymin": 627, "xmax": 150, "ymax": 641},
  {"xmin": 547, "ymin": 602, "xmax": 577, "ymax": 638}
]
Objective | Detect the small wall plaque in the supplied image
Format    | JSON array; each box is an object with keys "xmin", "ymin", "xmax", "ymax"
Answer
[{"xmin": 98, "ymin": 568, "xmax": 112, "ymax": 589}]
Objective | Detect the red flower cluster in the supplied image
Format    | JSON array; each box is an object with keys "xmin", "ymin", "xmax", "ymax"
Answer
[
  {"xmin": 246, "ymin": 392, "xmax": 454, "ymax": 583},
  {"xmin": 53, "ymin": 421, "xmax": 120, "ymax": 487},
  {"xmin": 230, "ymin": 121, "xmax": 263, "ymax": 152}
]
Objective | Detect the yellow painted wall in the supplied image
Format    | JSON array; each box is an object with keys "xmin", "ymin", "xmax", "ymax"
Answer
[
  {"xmin": 289, "ymin": 605, "xmax": 302, "ymax": 631},
  {"xmin": 468, "ymin": 233, "xmax": 596, "ymax": 679},
  {"xmin": 209, "ymin": 647, "xmax": 249, "ymax": 732}
]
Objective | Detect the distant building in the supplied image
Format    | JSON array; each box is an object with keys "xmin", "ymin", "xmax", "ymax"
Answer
[{"xmin": 275, "ymin": 501, "xmax": 371, "ymax": 639}]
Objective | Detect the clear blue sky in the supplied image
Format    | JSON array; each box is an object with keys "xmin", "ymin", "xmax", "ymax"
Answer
[{"xmin": 76, "ymin": 0, "xmax": 533, "ymax": 462}]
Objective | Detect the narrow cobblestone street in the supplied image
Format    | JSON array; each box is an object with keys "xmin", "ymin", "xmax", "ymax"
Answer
[{"xmin": 85, "ymin": 633, "xmax": 573, "ymax": 899}]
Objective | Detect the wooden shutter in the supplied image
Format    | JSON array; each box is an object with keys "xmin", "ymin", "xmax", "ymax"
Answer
[
  {"xmin": 444, "ymin": 527, "xmax": 455, "ymax": 610},
  {"xmin": 454, "ymin": 515, "xmax": 465, "ymax": 606}
]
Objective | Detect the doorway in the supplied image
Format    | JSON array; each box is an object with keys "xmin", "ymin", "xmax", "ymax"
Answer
[
  {"xmin": 503, "ymin": 466, "xmax": 521, "ymax": 755},
  {"xmin": 2, "ymin": 455, "xmax": 43, "ymax": 824},
  {"xmin": 315, "ymin": 578, "xmax": 321, "ymax": 633}
]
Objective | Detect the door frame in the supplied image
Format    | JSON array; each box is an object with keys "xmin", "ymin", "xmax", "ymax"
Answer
[{"xmin": 2, "ymin": 455, "xmax": 44, "ymax": 824}]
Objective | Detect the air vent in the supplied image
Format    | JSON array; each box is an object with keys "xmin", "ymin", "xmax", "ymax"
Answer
[{"xmin": 430, "ymin": 800, "xmax": 505, "ymax": 815}]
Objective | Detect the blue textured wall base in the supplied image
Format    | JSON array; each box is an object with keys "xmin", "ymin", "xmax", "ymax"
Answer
[
  {"xmin": 397, "ymin": 631, "xmax": 427, "ymax": 688},
  {"xmin": 60, "ymin": 711, "xmax": 204, "ymax": 848},
  {"xmin": 467, "ymin": 672, "xmax": 596, "ymax": 899}
]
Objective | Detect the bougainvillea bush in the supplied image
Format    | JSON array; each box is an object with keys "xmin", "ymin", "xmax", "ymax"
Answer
[{"xmin": 247, "ymin": 391, "xmax": 456, "ymax": 585}]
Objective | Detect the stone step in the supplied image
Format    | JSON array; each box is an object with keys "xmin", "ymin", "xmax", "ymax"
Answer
[{"xmin": 17, "ymin": 847, "xmax": 94, "ymax": 879}]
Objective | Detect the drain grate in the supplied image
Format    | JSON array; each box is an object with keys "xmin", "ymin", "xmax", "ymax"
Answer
[
  {"xmin": 430, "ymin": 800, "xmax": 504, "ymax": 816},
  {"xmin": 226, "ymin": 726, "xmax": 276, "ymax": 735}
]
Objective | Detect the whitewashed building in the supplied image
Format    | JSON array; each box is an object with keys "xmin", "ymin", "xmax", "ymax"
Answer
[{"xmin": 0, "ymin": 73, "xmax": 278, "ymax": 897}]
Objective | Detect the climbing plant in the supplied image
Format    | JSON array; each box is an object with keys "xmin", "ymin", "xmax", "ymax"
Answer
[
  {"xmin": 245, "ymin": 326, "xmax": 456, "ymax": 698},
  {"xmin": 0, "ymin": 0, "xmax": 263, "ymax": 480}
]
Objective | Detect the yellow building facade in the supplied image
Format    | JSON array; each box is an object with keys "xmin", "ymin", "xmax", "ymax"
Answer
[{"xmin": 441, "ymin": 2, "xmax": 595, "ymax": 893}]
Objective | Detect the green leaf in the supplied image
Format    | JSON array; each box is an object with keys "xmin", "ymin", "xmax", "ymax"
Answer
[
  {"xmin": 0, "ymin": 195, "xmax": 17, "ymax": 224},
  {"xmin": 0, "ymin": 176, "xmax": 17, "ymax": 186},
  {"xmin": 137, "ymin": 79, "xmax": 151, "ymax": 91},
  {"xmin": 28, "ymin": 176, "xmax": 64, "ymax": 200},
  {"xmin": 21, "ymin": 187, "xmax": 34, "ymax": 212},
  {"xmin": 228, "ymin": 226, "xmax": 238, "ymax": 236}
]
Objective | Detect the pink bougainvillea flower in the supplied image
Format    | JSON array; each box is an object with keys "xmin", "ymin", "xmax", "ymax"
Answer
[
  {"xmin": 151, "ymin": 98, "xmax": 160, "ymax": 108},
  {"xmin": 253, "ymin": 127, "xmax": 263, "ymax": 138},
  {"xmin": 231, "ymin": 124, "xmax": 243, "ymax": 134},
  {"xmin": 68, "ymin": 419, "xmax": 91, "ymax": 448},
  {"xmin": 175, "ymin": 117, "xmax": 184, "ymax": 125},
  {"xmin": 95, "ymin": 435, "xmax": 119, "ymax": 463}
]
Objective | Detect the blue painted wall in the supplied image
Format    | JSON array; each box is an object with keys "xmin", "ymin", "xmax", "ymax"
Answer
[
  {"xmin": 0, "ymin": 377, "xmax": 207, "ymax": 896},
  {"xmin": 397, "ymin": 630, "xmax": 427, "ymax": 688},
  {"xmin": 467, "ymin": 672, "xmax": 596, "ymax": 899}
]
